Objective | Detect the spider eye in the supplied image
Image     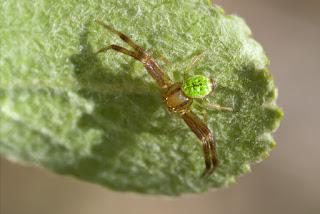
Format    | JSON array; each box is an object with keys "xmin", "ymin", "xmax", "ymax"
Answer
[{"xmin": 182, "ymin": 75, "xmax": 213, "ymax": 98}]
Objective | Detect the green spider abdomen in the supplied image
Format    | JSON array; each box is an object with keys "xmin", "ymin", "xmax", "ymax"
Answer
[{"xmin": 181, "ymin": 75, "xmax": 213, "ymax": 99}]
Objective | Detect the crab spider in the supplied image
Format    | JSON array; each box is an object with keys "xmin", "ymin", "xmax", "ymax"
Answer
[{"xmin": 95, "ymin": 20, "xmax": 231, "ymax": 177}]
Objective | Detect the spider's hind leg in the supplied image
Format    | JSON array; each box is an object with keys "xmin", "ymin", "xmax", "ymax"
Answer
[{"xmin": 181, "ymin": 110, "xmax": 218, "ymax": 177}]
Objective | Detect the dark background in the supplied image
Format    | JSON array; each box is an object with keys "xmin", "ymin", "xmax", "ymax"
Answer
[{"xmin": 1, "ymin": 0, "xmax": 320, "ymax": 213}]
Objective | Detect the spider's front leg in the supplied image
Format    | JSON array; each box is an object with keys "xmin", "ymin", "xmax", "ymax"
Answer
[
  {"xmin": 95, "ymin": 20, "xmax": 173, "ymax": 88},
  {"xmin": 181, "ymin": 110, "xmax": 218, "ymax": 177}
]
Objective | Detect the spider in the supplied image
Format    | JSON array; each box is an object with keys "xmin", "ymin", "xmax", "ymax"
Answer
[{"xmin": 95, "ymin": 20, "xmax": 232, "ymax": 177}]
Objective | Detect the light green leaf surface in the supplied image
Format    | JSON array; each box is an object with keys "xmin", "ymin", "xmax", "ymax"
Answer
[{"xmin": 0, "ymin": 0, "xmax": 283, "ymax": 195}]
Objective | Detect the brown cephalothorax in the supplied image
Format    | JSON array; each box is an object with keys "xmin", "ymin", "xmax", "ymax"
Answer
[
  {"xmin": 95, "ymin": 20, "xmax": 231, "ymax": 177},
  {"xmin": 164, "ymin": 83, "xmax": 193, "ymax": 113}
]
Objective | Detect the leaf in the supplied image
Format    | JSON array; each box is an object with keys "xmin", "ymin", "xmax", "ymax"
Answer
[{"xmin": 0, "ymin": 0, "xmax": 283, "ymax": 195}]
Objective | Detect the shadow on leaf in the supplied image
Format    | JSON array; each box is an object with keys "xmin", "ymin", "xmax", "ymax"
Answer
[{"xmin": 67, "ymin": 28, "xmax": 186, "ymax": 186}]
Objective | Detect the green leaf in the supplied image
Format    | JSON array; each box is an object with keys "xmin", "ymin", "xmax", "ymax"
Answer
[{"xmin": 0, "ymin": 0, "xmax": 283, "ymax": 195}]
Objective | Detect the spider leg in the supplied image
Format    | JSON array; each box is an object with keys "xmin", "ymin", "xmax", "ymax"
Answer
[
  {"xmin": 96, "ymin": 43, "xmax": 171, "ymax": 87},
  {"xmin": 203, "ymin": 98, "xmax": 233, "ymax": 112},
  {"xmin": 95, "ymin": 20, "xmax": 144, "ymax": 53},
  {"xmin": 95, "ymin": 20, "xmax": 173, "ymax": 88},
  {"xmin": 191, "ymin": 100, "xmax": 209, "ymax": 124},
  {"xmin": 184, "ymin": 50, "xmax": 207, "ymax": 75},
  {"xmin": 96, "ymin": 44, "xmax": 144, "ymax": 61},
  {"xmin": 149, "ymin": 49, "xmax": 173, "ymax": 69},
  {"xmin": 181, "ymin": 110, "xmax": 218, "ymax": 177}
]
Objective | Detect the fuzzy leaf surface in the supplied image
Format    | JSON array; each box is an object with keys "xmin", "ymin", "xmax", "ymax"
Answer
[{"xmin": 0, "ymin": 0, "xmax": 283, "ymax": 195}]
